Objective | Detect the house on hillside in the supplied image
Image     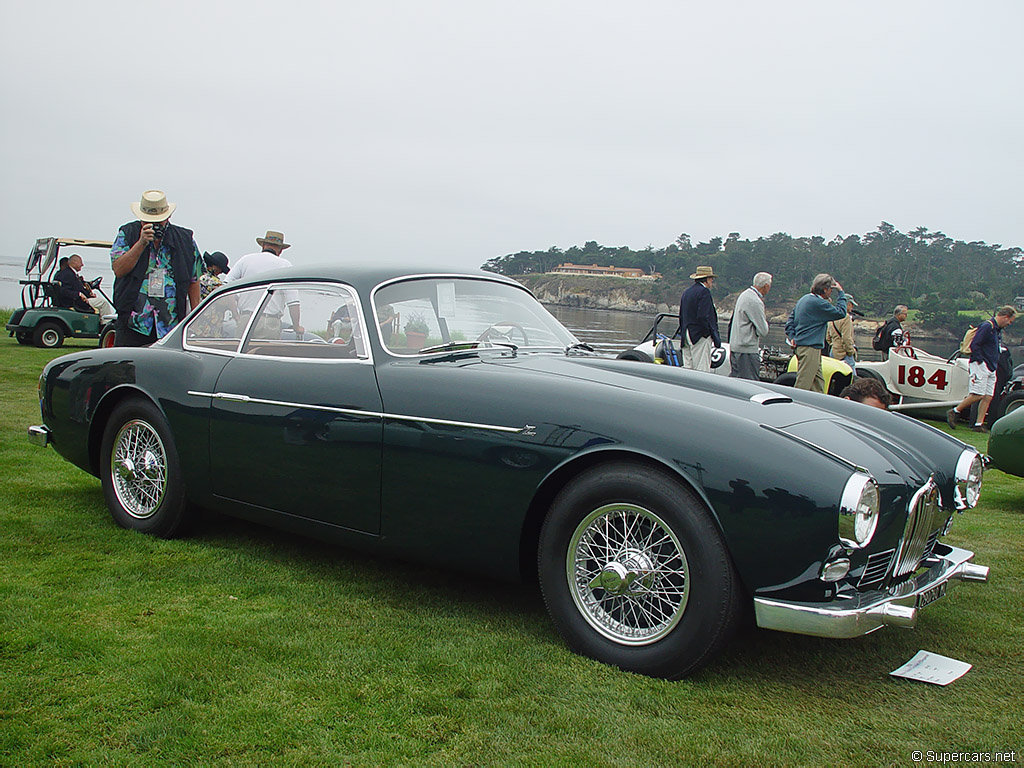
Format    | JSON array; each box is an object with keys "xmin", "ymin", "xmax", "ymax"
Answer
[
  {"xmin": 1014, "ymin": 296, "xmax": 1024, "ymax": 312},
  {"xmin": 550, "ymin": 263, "xmax": 659, "ymax": 280}
]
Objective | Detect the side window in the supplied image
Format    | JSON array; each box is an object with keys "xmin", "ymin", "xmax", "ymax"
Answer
[
  {"xmin": 185, "ymin": 288, "xmax": 264, "ymax": 352},
  {"xmin": 240, "ymin": 285, "xmax": 367, "ymax": 360}
]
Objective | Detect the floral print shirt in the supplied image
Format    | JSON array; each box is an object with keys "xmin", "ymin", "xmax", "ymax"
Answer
[{"xmin": 110, "ymin": 229, "xmax": 202, "ymax": 339}]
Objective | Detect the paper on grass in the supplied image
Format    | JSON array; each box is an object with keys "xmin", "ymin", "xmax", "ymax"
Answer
[{"xmin": 890, "ymin": 651, "xmax": 972, "ymax": 685}]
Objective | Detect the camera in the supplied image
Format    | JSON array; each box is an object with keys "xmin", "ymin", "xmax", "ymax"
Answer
[{"xmin": 150, "ymin": 222, "xmax": 167, "ymax": 239}]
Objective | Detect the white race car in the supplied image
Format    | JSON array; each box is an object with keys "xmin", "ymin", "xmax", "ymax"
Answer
[{"xmin": 857, "ymin": 343, "xmax": 969, "ymax": 418}]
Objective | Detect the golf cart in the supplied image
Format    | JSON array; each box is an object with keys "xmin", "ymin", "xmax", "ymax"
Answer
[{"xmin": 5, "ymin": 237, "xmax": 116, "ymax": 348}]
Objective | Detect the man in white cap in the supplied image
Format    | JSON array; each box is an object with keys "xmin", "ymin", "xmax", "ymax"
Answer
[
  {"xmin": 224, "ymin": 230, "xmax": 304, "ymax": 337},
  {"xmin": 110, "ymin": 190, "xmax": 203, "ymax": 346}
]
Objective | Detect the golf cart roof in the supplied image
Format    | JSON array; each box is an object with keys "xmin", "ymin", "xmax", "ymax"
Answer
[
  {"xmin": 56, "ymin": 238, "xmax": 114, "ymax": 249},
  {"xmin": 27, "ymin": 237, "xmax": 114, "ymax": 275}
]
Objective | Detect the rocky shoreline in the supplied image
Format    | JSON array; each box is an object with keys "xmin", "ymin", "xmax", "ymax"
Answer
[{"xmin": 513, "ymin": 274, "xmax": 958, "ymax": 340}]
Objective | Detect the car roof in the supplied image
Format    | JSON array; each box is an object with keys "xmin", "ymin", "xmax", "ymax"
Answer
[{"xmin": 226, "ymin": 261, "xmax": 523, "ymax": 296}]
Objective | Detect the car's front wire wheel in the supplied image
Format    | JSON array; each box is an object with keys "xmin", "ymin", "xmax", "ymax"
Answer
[
  {"xmin": 539, "ymin": 462, "xmax": 742, "ymax": 679},
  {"xmin": 100, "ymin": 398, "xmax": 191, "ymax": 538},
  {"xmin": 566, "ymin": 503, "xmax": 690, "ymax": 644}
]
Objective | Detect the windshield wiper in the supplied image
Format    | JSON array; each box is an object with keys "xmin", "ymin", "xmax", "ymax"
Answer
[
  {"xmin": 565, "ymin": 342, "xmax": 595, "ymax": 356},
  {"xmin": 417, "ymin": 341, "xmax": 481, "ymax": 355}
]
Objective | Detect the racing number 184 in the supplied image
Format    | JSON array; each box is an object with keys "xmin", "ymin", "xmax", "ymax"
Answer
[{"xmin": 896, "ymin": 364, "xmax": 948, "ymax": 390}]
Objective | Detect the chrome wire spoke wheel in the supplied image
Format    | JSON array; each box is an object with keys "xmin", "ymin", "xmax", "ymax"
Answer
[
  {"xmin": 567, "ymin": 503, "xmax": 690, "ymax": 645},
  {"xmin": 110, "ymin": 419, "xmax": 168, "ymax": 519}
]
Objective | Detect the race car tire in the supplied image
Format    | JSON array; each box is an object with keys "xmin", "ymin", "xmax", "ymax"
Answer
[
  {"xmin": 617, "ymin": 349, "xmax": 653, "ymax": 363},
  {"xmin": 993, "ymin": 391, "xmax": 1024, "ymax": 420},
  {"xmin": 773, "ymin": 372, "xmax": 797, "ymax": 388}
]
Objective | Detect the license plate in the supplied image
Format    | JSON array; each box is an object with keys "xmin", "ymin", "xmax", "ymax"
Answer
[{"xmin": 916, "ymin": 581, "xmax": 947, "ymax": 609}]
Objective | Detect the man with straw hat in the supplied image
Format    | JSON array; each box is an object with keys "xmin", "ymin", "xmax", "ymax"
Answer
[
  {"xmin": 110, "ymin": 189, "xmax": 203, "ymax": 347},
  {"xmin": 678, "ymin": 265, "xmax": 721, "ymax": 373}
]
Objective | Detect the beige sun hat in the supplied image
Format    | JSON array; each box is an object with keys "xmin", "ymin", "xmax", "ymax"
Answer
[
  {"xmin": 256, "ymin": 230, "xmax": 291, "ymax": 250},
  {"xmin": 130, "ymin": 190, "xmax": 176, "ymax": 222},
  {"xmin": 689, "ymin": 265, "xmax": 717, "ymax": 280}
]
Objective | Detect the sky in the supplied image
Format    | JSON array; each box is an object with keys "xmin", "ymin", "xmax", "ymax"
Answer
[{"xmin": 2, "ymin": 0, "xmax": 1022, "ymax": 277}]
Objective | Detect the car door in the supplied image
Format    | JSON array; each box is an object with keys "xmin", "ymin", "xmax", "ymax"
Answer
[{"xmin": 205, "ymin": 282, "xmax": 383, "ymax": 534}]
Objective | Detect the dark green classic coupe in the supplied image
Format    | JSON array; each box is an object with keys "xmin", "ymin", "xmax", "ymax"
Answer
[{"xmin": 30, "ymin": 265, "xmax": 991, "ymax": 678}]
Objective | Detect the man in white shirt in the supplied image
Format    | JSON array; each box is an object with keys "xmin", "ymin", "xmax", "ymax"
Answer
[{"xmin": 224, "ymin": 230, "xmax": 303, "ymax": 336}]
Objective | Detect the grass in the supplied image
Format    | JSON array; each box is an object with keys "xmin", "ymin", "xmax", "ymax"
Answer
[{"xmin": 1, "ymin": 333, "xmax": 1023, "ymax": 766}]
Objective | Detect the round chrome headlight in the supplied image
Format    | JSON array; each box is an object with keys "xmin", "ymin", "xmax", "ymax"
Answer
[
  {"xmin": 953, "ymin": 449, "xmax": 984, "ymax": 509},
  {"xmin": 839, "ymin": 473, "xmax": 880, "ymax": 549}
]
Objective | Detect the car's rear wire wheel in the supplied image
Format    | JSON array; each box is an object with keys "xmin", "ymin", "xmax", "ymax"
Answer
[
  {"xmin": 539, "ymin": 462, "xmax": 742, "ymax": 679},
  {"xmin": 100, "ymin": 398, "xmax": 192, "ymax": 538}
]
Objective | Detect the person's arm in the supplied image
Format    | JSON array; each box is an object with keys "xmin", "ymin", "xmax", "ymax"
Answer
[
  {"xmin": 784, "ymin": 307, "xmax": 796, "ymax": 342},
  {"xmin": 751, "ymin": 297, "xmax": 769, "ymax": 338},
  {"xmin": 288, "ymin": 302, "xmax": 304, "ymax": 337},
  {"xmin": 186, "ymin": 240, "xmax": 203, "ymax": 312},
  {"xmin": 112, "ymin": 225, "xmax": 154, "ymax": 277},
  {"xmin": 188, "ymin": 281, "xmax": 201, "ymax": 313}
]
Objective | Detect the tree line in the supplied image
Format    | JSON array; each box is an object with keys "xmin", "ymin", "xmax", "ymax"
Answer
[{"xmin": 482, "ymin": 222, "xmax": 1024, "ymax": 333}]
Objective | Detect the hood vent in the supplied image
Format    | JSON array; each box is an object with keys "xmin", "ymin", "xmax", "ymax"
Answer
[{"xmin": 750, "ymin": 393, "xmax": 793, "ymax": 405}]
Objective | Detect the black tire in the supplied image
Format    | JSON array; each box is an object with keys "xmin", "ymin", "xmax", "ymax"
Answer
[
  {"xmin": 773, "ymin": 372, "xmax": 797, "ymax": 387},
  {"xmin": 33, "ymin": 321, "xmax": 65, "ymax": 348},
  {"xmin": 616, "ymin": 349, "xmax": 653, "ymax": 363},
  {"xmin": 15, "ymin": 331, "xmax": 31, "ymax": 345},
  {"xmin": 855, "ymin": 369, "xmax": 884, "ymax": 383},
  {"xmin": 98, "ymin": 323, "xmax": 117, "ymax": 348},
  {"xmin": 538, "ymin": 463, "xmax": 742, "ymax": 679},
  {"xmin": 100, "ymin": 398, "xmax": 192, "ymax": 538},
  {"xmin": 994, "ymin": 391, "xmax": 1024, "ymax": 421}
]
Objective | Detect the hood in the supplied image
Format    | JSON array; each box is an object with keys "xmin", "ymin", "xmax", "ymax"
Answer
[{"xmin": 479, "ymin": 352, "xmax": 950, "ymax": 486}]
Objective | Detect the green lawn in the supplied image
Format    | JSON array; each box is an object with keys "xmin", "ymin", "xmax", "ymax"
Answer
[{"xmin": 1, "ymin": 335, "xmax": 1022, "ymax": 766}]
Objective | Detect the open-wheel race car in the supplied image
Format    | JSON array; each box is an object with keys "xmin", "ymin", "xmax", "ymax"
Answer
[
  {"xmin": 617, "ymin": 312, "xmax": 854, "ymax": 394},
  {"xmin": 854, "ymin": 341, "xmax": 1024, "ymax": 421},
  {"xmin": 5, "ymin": 237, "xmax": 116, "ymax": 348},
  {"xmin": 29, "ymin": 263, "xmax": 991, "ymax": 679}
]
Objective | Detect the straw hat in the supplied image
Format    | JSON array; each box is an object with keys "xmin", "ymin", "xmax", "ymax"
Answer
[
  {"xmin": 256, "ymin": 230, "xmax": 291, "ymax": 250},
  {"xmin": 130, "ymin": 190, "xmax": 176, "ymax": 222},
  {"xmin": 689, "ymin": 265, "xmax": 717, "ymax": 280}
]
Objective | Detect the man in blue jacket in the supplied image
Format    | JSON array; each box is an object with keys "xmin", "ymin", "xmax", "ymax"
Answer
[
  {"xmin": 785, "ymin": 274, "xmax": 848, "ymax": 392},
  {"xmin": 947, "ymin": 305, "xmax": 1017, "ymax": 431},
  {"xmin": 678, "ymin": 265, "xmax": 720, "ymax": 372}
]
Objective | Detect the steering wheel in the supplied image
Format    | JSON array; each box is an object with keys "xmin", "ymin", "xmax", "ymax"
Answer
[
  {"xmin": 893, "ymin": 343, "xmax": 917, "ymax": 360},
  {"xmin": 89, "ymin": 277, "xmax": 103, "ymax": 289},
  {"xmin": 477, "ymin": 320, "xmax": 530, "ymax": 347}
]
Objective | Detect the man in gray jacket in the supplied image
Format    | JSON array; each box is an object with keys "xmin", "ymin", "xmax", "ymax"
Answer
[{"xmin": 729, "ymin": 272, "xmax": 772, "ymax": 380}]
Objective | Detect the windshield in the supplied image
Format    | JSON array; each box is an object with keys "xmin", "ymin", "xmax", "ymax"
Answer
[{"xmin": 373, "ymin": 277, "xmax": 577, "ymax": 355}]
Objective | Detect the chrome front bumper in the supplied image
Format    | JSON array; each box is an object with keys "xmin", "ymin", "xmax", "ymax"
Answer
[
  {"xmin": 27, "ymin": 425, "xmax": 51, "ymax": 447},
  {"xmin": 754, "ymin": 545, "xmax": 988, "ymax": 638}
]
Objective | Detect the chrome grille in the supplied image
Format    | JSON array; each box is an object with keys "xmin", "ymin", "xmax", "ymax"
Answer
[
  {"xmin": 858, "ymin": 548, "xmax": 895, "ymax": 588},
  {"xmin": 892, "ymin": 479, "xmax": 949, "ymax": 579}
]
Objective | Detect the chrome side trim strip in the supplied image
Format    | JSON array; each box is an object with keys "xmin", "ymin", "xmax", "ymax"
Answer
[{"xmin": 186, "ymin": 391, "xmax": 530, "ymax": 434}]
